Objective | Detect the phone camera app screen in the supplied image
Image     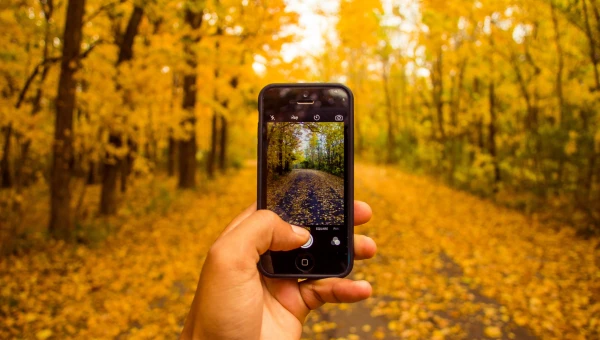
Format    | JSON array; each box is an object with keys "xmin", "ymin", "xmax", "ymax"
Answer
[
  {"xmin": 260, "ymin": 87, "xmax": 350, "ymax": 275},
  {"xmin": 266, "ymin": 122, "xmax": 344, "ymax": 225}
]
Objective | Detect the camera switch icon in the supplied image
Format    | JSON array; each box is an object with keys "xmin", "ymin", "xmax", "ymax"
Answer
[{"xmin": 335, "ymin": 115, "xmax": 343, "ymax": 121}]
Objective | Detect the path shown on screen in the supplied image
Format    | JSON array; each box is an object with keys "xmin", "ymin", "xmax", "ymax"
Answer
[{"xmin": 268, "ymin": 169, "xmax": 344, "ymax": 225}]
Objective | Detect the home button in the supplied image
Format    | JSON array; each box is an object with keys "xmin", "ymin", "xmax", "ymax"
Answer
[{"xmin": 295, "ymin": 253, "xmax": 315, "ymax": 272}]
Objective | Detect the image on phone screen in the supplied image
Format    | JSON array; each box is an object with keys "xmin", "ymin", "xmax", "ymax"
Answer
[{"xmin": 266, "ymin": 122, "xmax": 344, "ymax": 225}]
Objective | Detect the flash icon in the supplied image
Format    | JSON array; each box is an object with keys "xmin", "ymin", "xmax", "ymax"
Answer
[{"xmin": 270, "ymin": 115, "xmax": 275, "ymax": 121}]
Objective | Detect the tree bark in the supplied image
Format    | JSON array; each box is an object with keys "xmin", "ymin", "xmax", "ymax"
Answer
[
  {"xmin": 177, "ymin": 7, "xmax": 203, "ymax": 189},
  {"xmin": 488, "ymin": 81, "xmax": 500, "ymax": 190},
  {"xmin": 120, "ymin": 136, "xmax": 136, "ymax": 192},
  {"xmin": 167, "ymin": 135, "xmax": 177, "ymax": 177},
  {"xmin": 1, "ymin": 124, "xmax": 13, "ymax": 188},
  {"xmin": 100, "ymin": 134, "xmax": 121, "ymax": 215},
  {"xmin": 550, "ymin": 2, "xmax": 565, "ymax": 125},
  {"xmin": 488, "ymin": 30, "xmax": 500, "ymax": 192},
  {"xmin": 87, "ymin": 161, "xmax": 99, "ymax": 184},
  {"xmin": 216, "ymin": 77, "xmax": 237, "ymax": 172},
  {"xmin": 100, "ymin": 6, "xmax": 144, "ymax": 213},
  {"xmin": 450, "ymin": 58, "xmax": 467, "ymax": 128},
  {"xmin": 218, "ymin": 115, "xmax": 227, "ymax": 171},
  {"xmin": 432, "ymin": 48, "xmax": 445, "ymax": 139},
  {"xmin": 382, "ymin": 59, "xmax": 396, "ymax": 164},
  {"xmin": 207, "ymin": 113, "xmax": 218, "ymax": 179},
  {"xmin": 582, "ymin": 0, "xmax": 600, "ymax": 90},
  {"xmin": 49, "ymin": 0, "xmax": 86, "ymax": 239}
]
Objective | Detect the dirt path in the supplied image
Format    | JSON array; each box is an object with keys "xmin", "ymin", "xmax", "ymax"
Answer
[
  {"xmin": 302, "ymin": 164, "xmax": 599, "ymax": 339},
  {"xmin": 2, "ymin": 163, "xmax": 598, "ymax": 339},
  {"xmin": 269, "ymin": 169, "xmax": 344, "ymax": 225}
]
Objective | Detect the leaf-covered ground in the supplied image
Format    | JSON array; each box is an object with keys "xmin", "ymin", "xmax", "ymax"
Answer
[
  {"xmin": 1, "ymin": 163, "xmax": 599, "ymax": 339},
  {"xmin": 268, "ymin": 169, "xmax": 344, "ymax": 225}
]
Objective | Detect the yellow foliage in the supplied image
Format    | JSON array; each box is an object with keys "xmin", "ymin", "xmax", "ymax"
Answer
[{"xmin": 484, "ymin": 326, "xmax": 502, "ymax": 338}]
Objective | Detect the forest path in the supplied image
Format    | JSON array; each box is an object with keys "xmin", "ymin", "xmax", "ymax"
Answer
[
  {"xmin": 302, "ymin": 164, "xmax": 599, "ymax": 340},
  {"xmin": 1, "ymin": 163, "xmax": 598, "ymax": 339},
  {"xmin": 272, "ymin": 169, "xmax": 344, "ymax": 225}
]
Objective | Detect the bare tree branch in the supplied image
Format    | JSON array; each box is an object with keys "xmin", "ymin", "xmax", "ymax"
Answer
[
  {"xmin": 83, "ymin": 0, "xmax": 122, "ymax": 25},
  {"xmin": 15, "ymin": 40, "xmax": 103, "ymax": 109}
]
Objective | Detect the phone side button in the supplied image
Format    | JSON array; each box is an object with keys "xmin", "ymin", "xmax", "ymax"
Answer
[{"xmin": 295, "ymin": 253, "xmax": 315, "ymax": 272}]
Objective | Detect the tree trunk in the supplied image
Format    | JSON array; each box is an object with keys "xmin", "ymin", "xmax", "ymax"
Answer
[
  {"xmin": 432, "ymin": 48, "xmax": 445, "ymax": 139},
  {"xmin": 550, "ymin": 2, "xmax": 565, "ymax": 125},
  {"xmin": 49, "ymin": 0, "xmax": 86, "ymax": 240},
  {"xmin": 100, "ymin": 6, "xmax": 144, "ymax": 213},
  {"xmin": 582, "ymin": 0, "xmax": 600, "ymax": 90},
  {"xmin": 87, "ymin": 161, "xmax": 99, "ymax": 184},
  {"xmin": 489, "ymin": 81, "xmax": 500, "ymax": 191},
  {"xmin": 216, "ymin": 76, "xmax": 237, "ymax": 172},
  {"xmin": 120, "ymin": 138, "xmax": 135, "ymax": 193},
  {"xmin": 120, "ymin": 154, "xmax": 130, "ymax": 193},
  {"xmin": 177, "ymin": 7, "xmax": 203, "ymax": 189},
  {"xmin": 1, "ymin": 124, "xmax": 12, "ymax": 188},
  {"xmin": 450, "ymin": 58, "xmax": 467, "ymax": 128},
  {"xmin": 277, "ymin": 132, "xmax": 283, "ymax": 175},
  {"xmin": 551, "ymin": 2, "xmax": 567, "ymax": 191},
  {"xmin": 382, "ymin": 59, "xmax": 396, "ymax": 164},
  {"xmin": 488, "ymin": 32, "xmax": 500, "ymax": 193},
  {"xmin": 178, "ymin": 125, "xmax": 197, "ymax": 188},
  {"xmin": 16, "ymin": 140, "xmax": 31, "ymax": 189},
  {"xmin": 178, "ymin": 72, "xmax": 199, "ymax": 188},
  {"xmin": 100, "ymin": 134, "xmax": 121, "ymax": 215},
  {"xmin": 207, "ymin": 113, "xmax": 218, "ymax": 179},
  {"xmin": 167, "ymin": 136, "xmax": 177, "ymax": 177},
  {"xmin": 218, "ymin": 115, "xmax": 227, "ymax": 171}
]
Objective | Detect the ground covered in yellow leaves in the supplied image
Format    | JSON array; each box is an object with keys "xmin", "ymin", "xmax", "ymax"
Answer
[{"xmin": 2, "ymin": 164, "xmax": 599, "ymax": 339}]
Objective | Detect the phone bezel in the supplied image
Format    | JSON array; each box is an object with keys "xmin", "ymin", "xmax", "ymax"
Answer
[{"xmin": 257, "ymin": 83, "xmax": 354, "ymax": 279}]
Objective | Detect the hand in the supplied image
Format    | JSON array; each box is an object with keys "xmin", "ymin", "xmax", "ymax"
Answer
[{"xmin": 180, "ymin": 201, "xmax": 377, "ymax": 340}]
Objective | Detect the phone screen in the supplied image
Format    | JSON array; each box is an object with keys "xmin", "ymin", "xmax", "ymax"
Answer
[{"xmin": 258, "ymin": 85, "xmax": 353, "ymax": 277}]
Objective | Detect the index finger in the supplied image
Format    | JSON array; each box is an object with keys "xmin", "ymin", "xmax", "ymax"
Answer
[
  {"xmin": 221, "ymin": 200, "xmax": 372, "ymax": 238},
  {"xmin": 354, "ymin": 201, "xmax": 372, "ymax": 226}
]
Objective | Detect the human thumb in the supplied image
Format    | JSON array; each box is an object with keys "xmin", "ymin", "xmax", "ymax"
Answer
[{"xmin": 222, "ymin": 209, "xmax": 310, "ymax": 264}]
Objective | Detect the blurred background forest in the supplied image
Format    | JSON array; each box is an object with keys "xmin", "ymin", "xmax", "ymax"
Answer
[
  {"xmin": 1, "ymin": 0, "xmax": 600, "ymax": 338},
  {"xmin": 1, "ymin": 0, "xmax": 599, "ymax": 243}
]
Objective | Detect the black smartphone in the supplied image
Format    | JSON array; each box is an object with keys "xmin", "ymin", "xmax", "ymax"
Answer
[{"xmin": 257, "ymin": 83, "xmax": 354, "ymax": 278}]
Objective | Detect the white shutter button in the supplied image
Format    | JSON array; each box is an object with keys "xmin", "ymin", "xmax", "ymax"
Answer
[{"xmin": 301, "ymin": 234, "xmax": 313, "ymax": 249}]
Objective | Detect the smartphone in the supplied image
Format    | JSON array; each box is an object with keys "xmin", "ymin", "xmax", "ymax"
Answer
[{"xmin": 257, "ymin": 83, "xmax": 354, "ymax": 278}]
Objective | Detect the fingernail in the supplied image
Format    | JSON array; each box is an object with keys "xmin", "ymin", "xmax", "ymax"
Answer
[
  {"xmin": 291, "ymin": 225, "xmax": 309, "ymax": 236},
  {"xmin": 354, "ymin": 280, "xmax": 371, "ymax": 289}
]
